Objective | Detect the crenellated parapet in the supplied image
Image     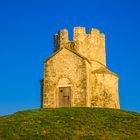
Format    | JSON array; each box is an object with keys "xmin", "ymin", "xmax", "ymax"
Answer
[
  {"xmin": 73, "ymin": 27, "xmax": 105, "ymax": 46},
  {"xmin": 54, "ymin": 27, "xmax": 106, "ymax": 65}
]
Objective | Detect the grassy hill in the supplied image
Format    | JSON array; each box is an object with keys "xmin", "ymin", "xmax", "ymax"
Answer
[{"xmin": 0, "ymin": 108, "xmax": 140, "ymax": 140}]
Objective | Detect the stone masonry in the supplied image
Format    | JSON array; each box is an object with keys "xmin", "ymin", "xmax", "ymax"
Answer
[{"xmin": 41, "ymin": 27, "xmax": 120, "ymax": 109}]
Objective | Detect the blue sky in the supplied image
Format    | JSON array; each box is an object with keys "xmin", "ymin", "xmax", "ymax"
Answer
[{"xmin": 0, "ymin": 0, "xmax": 140, "ymax": 116}]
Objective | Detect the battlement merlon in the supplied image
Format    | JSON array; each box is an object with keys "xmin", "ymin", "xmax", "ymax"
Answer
[
  {"xmin": 59, "ymin": 29, "xmax": 68, "ymax": 48},
  {"xmin": 54, "ymin": 29, "xmax": 69, "ymax": 50},
  {"xmin": 90, "ymin": 28, "xmax": 100, "ymax": 35},
  {"xmin": 54, "ymin": 33, "xmax": 60, "ymax": 52},
  {"xmin": 73, "ymin": 27, "xmax": 86, "ymax": 42}
]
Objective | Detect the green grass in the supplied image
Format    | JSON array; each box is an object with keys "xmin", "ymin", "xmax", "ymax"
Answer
[{"xmin": 0, "ymin": 108, "xmax": 140, "ymax": 140}]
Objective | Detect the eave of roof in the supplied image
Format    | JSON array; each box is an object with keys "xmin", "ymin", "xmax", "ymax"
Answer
[
  {"xmin": 44, "ymin": 47, "xmax": 91, "ymax": 64},
  {"xmin": 92, "ymin": 67, "xmax": 119, "ymax": 77}
]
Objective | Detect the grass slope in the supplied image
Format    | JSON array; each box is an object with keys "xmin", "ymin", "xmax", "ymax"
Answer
[{"xmin": 0, "ymin": 108, "xmax": 140, "ymax": 140}]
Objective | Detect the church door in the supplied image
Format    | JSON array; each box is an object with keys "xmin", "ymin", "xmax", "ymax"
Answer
[{"xmin": 59, "ymin": 87, "xmax": 71, "ymax": 107}]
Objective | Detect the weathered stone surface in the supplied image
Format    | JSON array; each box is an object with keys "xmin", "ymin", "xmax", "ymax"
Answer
[{"xmin": 41, "ymin": 27, "xmax": 120, "ymax": 109}]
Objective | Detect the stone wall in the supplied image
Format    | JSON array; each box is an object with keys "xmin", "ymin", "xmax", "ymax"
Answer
[
  {"xmin": 43, "ymin": 48, "xmax": 87, "ymax": 108},
  {"xmin": 90, "ymin": 72, "xmax": 120, "ymax": 108}
]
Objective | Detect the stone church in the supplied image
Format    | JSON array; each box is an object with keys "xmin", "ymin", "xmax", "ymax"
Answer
[{"xmin": 40, "ymin": 27, "xmax": 120, "ymax": 109}]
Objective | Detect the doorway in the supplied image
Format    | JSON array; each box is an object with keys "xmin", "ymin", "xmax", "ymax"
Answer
[{"xmin": 59, "ymin": 87, "xmax": 71, "ymax": 107}]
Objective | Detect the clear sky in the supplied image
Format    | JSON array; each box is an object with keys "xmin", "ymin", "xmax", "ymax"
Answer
[{"xmin": 0, "ymin": 0, "xmax": 140, "ymax": 116}]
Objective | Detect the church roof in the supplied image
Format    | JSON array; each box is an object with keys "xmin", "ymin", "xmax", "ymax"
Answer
[
  {"xmin": 44, "ymin": 47, "xmax": 91, "ymax": 64},
  {"xmin": 92, "ymin": 67, "xmax": 119, "ymax": 77}
]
